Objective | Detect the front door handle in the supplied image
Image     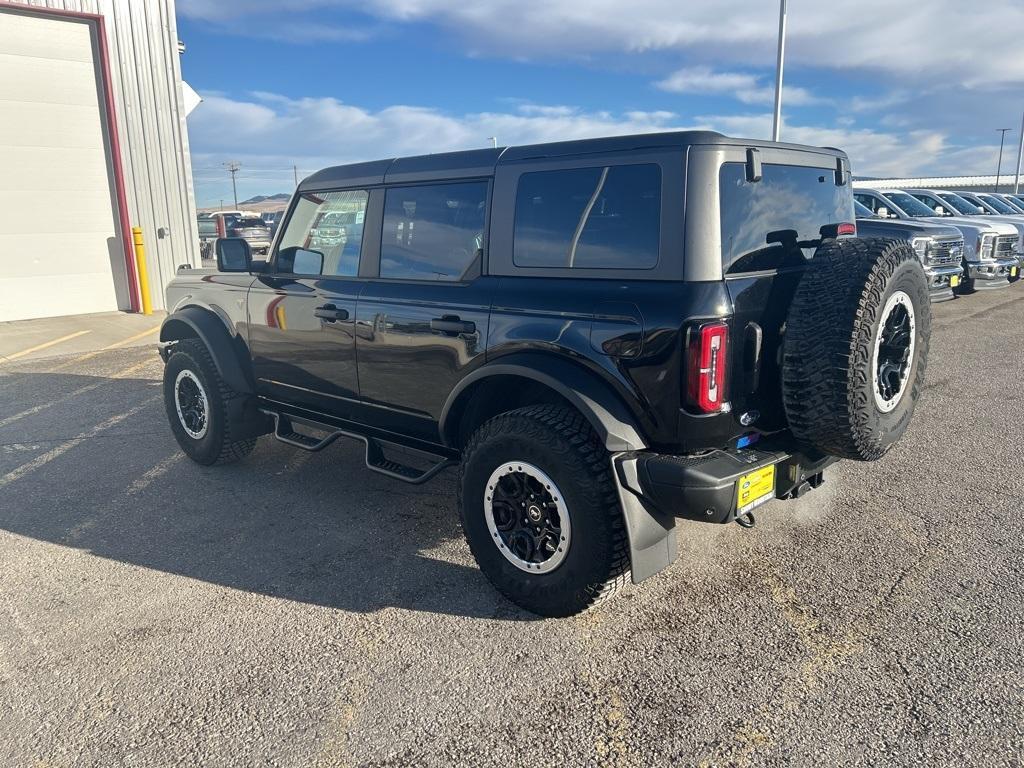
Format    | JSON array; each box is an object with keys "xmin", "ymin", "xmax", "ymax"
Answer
[
  {"xmin": 314, "ymin": 303, "xmax": 349, "ymax": 322},
  {"xmin": 430, "ymin": 316, "xmax": 476, "ymax": 335}
]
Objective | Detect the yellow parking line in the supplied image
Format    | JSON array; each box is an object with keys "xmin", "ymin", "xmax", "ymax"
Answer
[
  {"xmin": 3, "ymin": 330, "xmax": 91, "ymax": 362},
  {"xmin": 0, "ymin": 397, "xmax": 156, "ymax": 491},
  {"xmin": 53, "ymin": 325, "xmax": 161, "ymax": 370},
  {"xmin": 105, "ymin": 325, "xmax": 161, "ymax": 349},
  {"xmin": 0, "ymin": 358, "xmax": 158, "ymax": 430},
  {"xmin": 127, "ymin": 453, "xmax": 183, "ymax": 496}
]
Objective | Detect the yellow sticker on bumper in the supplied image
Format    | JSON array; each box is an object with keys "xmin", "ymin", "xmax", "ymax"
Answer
[
  {"xmin": 950, "ymin": 275, "xmax": 961, "ymax": 288},
  {"xmin": 1012, "ymin": 266, "xmax": 1019, "ymax": 278},
  {"xmin": 737, "ymin": 465, "xmax": 776, "ymax": 515}
]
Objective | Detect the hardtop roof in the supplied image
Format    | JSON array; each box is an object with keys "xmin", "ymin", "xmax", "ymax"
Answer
[{"xmin": 298, "ymin": 130, "xmax": 847, "ymax": 191}]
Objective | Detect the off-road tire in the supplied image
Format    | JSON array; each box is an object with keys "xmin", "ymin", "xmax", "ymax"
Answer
[
  {"xmin": 163, "ymin": 338, "xmax": 257, "ymax": 466},
  {"xmin": 782, "ymin": 238, "xmax": 931, "ymax": 461},
  {"xmin": 459, "ymin": 405, "xmax": 630, "ymax": 617}
]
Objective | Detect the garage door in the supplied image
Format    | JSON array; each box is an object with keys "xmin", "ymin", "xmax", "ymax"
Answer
[{"xmin": 0, "ymin": 10, "xmax": 126, "ymax": 322}]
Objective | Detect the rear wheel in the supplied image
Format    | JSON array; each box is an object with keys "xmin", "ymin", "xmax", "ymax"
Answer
[
  {"xmin": 459, "ymin": 405, "xmax": 630, "ymax": 617},
  {"xmin": 163, "ymin": 339, "xmax": 257, "ymax": 465}
]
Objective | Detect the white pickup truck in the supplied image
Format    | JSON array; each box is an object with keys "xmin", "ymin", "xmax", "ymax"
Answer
[{"xmin": 852, "ymin": 187, "xmax": 1020, "ymax": 292}]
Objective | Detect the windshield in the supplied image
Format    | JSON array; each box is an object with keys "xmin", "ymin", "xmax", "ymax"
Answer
[
  {"xmin": 978, "ymin": 194, "xmax": 1017, "ymax": 214},
  {"xmin": 197, "ymin": 220, "xmax": 218, "ymax": 235},
  {"xmin": 938, "ymin": 193, "xmax": 984, "ymax": 215},
  {"xmin": 234, "ymin": 217, "xmax": 268, "ymax": 228},
  {"xmin": 883, "ymin": 191, "xmax": 936, "ymax": 218},
  {"xmin": 854, "ymin": 201, "xmax": 877, "ymax": 218}
]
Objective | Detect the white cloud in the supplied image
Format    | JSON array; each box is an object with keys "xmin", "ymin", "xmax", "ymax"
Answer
[
  {"xmin": 656, "ymin": 66, "xmax": 821, "ymax": 106},
  {"xmin": 187, "ymin": 95, "xmax": 691, "ymax": 203},
  {"xmin": 180, "ymin": 0, "xmax": 1024, "ymax": 85},
  {"xmin": 187, "ymin": 91, "xmax": 998, "ymax": 205}
]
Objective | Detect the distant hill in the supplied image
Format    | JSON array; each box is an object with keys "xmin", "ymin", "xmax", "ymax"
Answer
[
  {"xmin": 197, "ymin": 192, "xmax": 291, "ymax": 214},
  {"xmin": 239, "ymin": 193, "xmax": 290, "ymax": 204}
]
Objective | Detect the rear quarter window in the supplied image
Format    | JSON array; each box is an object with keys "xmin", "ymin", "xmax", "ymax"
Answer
[
  {"xmin": 720, "ymin": 162, "xmax": 852, "ymax": 274},
  {"xmin": 513, "ymin": 164, "xmax": 661, "ymax": 269}
]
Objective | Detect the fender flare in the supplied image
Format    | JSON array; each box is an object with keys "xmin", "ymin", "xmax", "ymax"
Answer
[
  {"xmin": 439, "ymin": 353, "xmax": 648, "ymax": 452},
  {"xmin": 160, "ymin": 306, "xmax": 253, "ymax": 394}
]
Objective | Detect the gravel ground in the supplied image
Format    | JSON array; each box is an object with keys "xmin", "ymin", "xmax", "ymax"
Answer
[{"xmin": 1, "ymin": 286, "xmax": 1022, "ymax": 767}]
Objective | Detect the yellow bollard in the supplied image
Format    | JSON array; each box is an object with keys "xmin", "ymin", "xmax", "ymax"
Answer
[{"xmin": 131, "ymin": 226, "xmax": 153, "ymax": 316}]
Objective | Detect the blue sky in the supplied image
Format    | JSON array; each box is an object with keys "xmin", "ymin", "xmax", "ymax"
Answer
[{"xmin": 177, "ymin": 0, "xmax": 1024, "ymax": 207}]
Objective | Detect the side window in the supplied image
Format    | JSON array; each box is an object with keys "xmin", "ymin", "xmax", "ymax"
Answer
[
  {"xmin": 276, "ymin": 189, "xmax": 368, "ymax": 276},
  {"xmin": 513, "ymin": 164, "xmax": 661, "ymax": 269},
  {"xmin": 910, "ymin": 193, "xmax": 943, "ymax": 214},
  {"xmin": 380, "ymin": 181, "xmax": 488, "ymax": 281},
  {"xmin": 854, "ymin": 193, "xmax": 880, "ymax": 214}
]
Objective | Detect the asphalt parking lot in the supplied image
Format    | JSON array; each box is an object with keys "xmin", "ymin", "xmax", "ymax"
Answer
[{"xmin": 1, "ymin": 287, "xmax": 1023, "ymax": 767}]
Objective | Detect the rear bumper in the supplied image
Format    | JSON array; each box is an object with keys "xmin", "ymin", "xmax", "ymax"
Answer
[{"xmin": 614, "ymin": 443, "xmax": 837, "ymax": 525}]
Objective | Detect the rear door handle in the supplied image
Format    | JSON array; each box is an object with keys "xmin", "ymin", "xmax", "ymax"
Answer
[
  {"xmin": 314, "ymin": 303, "xmax": 349, "ymax": 322},
  {"xmin": 430, "ymin": 316, "xmax": 475, "ymax": 335}
]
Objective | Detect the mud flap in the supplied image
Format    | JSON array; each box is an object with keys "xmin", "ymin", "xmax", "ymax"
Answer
[{"xmin": 611, "ymin": 454, "xmax": 679, "ymax": 583}]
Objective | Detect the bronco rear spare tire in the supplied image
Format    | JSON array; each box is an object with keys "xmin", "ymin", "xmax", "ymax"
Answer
[{"xmin": 782, "ymin": 238, "xmax": 931, "ymax": 461}]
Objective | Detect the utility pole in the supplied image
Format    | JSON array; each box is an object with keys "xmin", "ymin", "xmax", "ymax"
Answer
[
  {"xmin": 771, "ymin": 0, "xmax": 787, "ymax": 142},
  {"xmin": 293, "ymin": 165, "xmax": 299, "ymax": 187},
  {"xmin": 1014, "ymin": 112, "xmax": 1024, "ymax": 194},
  {"xmin": 995, "ymin": 129, "xmax": 1011, "ymax": 192},
  {"xmin": 223, "ymin": 161, "xmax": 241, "ymax": 208},
  {"xmin": 487, "ymin": 136, "xmax": 498, "ymax": 148}
]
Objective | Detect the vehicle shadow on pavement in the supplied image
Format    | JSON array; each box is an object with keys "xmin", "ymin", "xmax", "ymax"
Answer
[{"xmin": 0, "ymin": 369, "xmax": 538, "ymax": 622}]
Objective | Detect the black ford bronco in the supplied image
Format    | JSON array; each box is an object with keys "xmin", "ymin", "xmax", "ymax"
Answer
[{"xmin": 160, "ymin": 131, "xmax": 931, "ymax": 617}]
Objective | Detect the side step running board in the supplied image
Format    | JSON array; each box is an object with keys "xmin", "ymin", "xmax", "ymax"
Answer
[{"xmin": 263, "ymin": 410, "xmax": 455, "ymax": 485}]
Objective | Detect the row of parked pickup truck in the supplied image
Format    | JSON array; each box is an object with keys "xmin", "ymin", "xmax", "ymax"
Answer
[{"xmin": 851, "ymin": 186, "xmax": 1024, "ymax": 301}]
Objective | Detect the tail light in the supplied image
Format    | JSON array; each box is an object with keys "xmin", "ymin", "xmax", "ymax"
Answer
[
  {"xmin": 836, "ymin": 222, "xmax": 856, "ymax": 236},
  {"xmin": 687, "ymin": 322, "xmax": 729, "ymax": 413}
]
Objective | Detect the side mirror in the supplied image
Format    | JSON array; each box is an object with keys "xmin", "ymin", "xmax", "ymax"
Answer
[
  {"xmin": 277, "ymin": 246, "xmax": 324, "ymax": 276},
  {"xmin": 215, "ymin": 237, "xmax": 251, "ymax": 272},
  {"xmin": 877, "ymin": 206, "xmax": 889, "ymax": 218}
]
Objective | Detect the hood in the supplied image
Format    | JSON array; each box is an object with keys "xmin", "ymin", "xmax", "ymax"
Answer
[
  {"xmin": 921, "ymin": 216, "xmax": 1016, "ymax": 237},
  {"xmin": 971, "ymin": 215, "xmax": 1024, "ymax": 245}
]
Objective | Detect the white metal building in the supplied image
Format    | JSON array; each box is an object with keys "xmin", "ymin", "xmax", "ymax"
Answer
[
  {"xmin": 853, "ymin": 175, "xmax": 1024, "ymax": 193},
  {"xmin": 0, "ymin": 0, "xmax": 198, "ymax": 322}
]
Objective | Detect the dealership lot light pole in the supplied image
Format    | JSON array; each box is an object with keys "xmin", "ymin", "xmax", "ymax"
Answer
[
  {"xmin": 771, "ymin": 0, "xmax": 787, "ymax": 142},
  {"xmin": 994, "ymin": 128, "xmax": 1011, "ymax": 192},
  {"xmin": 1014, "ymin": 112, "xmax": 1024, "ymax": 194}
]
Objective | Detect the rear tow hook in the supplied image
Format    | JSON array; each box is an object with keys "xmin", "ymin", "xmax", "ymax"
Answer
[{"xmin": 735, "ymin": 511, "xmax": 756, "ymax": 529}]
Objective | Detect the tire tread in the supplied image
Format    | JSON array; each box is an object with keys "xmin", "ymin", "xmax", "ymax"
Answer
[
  {"xmin": 167, "ymin": 339, "xmax": 256, "ymax": 465},
  {"xmin": 459, "ymin": 404, "xmax": 630, "ymax": 615},
  {"xmin": 782, "ymin": 237, "xmax": 931, "ymax": 461}
]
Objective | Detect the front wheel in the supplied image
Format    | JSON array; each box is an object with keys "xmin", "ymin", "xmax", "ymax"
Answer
[
  {"xmin": 459, "ymin": 405, "xmax": 630, "ymax": 617},
  {"xmin": 162, "ymin": 339, "xmax": 256, "ymax": 466}
]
